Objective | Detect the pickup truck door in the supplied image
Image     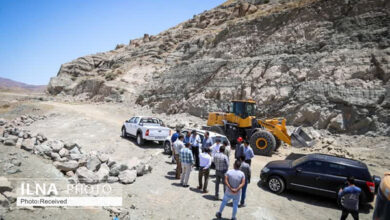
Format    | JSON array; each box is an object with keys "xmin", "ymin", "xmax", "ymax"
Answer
[
  {"xmin": 125, "ymin": 117, "xmax": 135, "ymax": 135},
  {"xmin": 129, "ymin": 117, "xmax": 140, "ymax": 135}
]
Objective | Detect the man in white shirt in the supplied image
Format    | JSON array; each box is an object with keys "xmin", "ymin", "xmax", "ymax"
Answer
[
  {"xmin": 222, "ymin": 140, "xmax": 231, "ymax": 160},
  {"xmin": 173, "ymin": 135, "xmax": 185, "ymax": 179},
  {"xmin": 198, "ymin": 148, "xmax": 212, "ymax": 193},
  {"xmin": 189, "ymin": 130, "xmax": 201, "ymax": 169},
  {"xmin": 211, "ymin": 139, "xmax": 222, "ymax": 157}
]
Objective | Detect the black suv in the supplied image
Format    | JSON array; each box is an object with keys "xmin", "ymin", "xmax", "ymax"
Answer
[{"xmin": 260, "ymin": 153, "xmax": 380, "ymax": 203}]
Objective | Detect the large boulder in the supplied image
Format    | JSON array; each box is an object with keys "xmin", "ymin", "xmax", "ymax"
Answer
[
  {"xmin": 98, "ymin": 154, "xmax": 109, "ymax": 163},
  {"xmin": 0, "ymin": 118, "xmax": 7, "ymax": 126},
  {"xmin": 69, "ymin": 146, "xmax": 81, "ymax": 154},
  {"xmin": 54, "ymin": 160, "xmax": 79, "ymax": 172},
  {"xmin": 4, "ymin": 135, "xmax": 18, "ymax": 146},
  {"xmin": 58, "ymin": 148, "xmax": 69, "ymax": 157},
  {"xmin": 107, "ymin": 176, "xmax": 119, "ymax": 183},
  {"xmin": 2, "ymin": 191, "xmax": 16, "ymax": 203},
  {"xmin": 76, "ymin": 167, "xmax": 98, "ymax": 184},
  {"xmin": 328, "ymin": 114, "xmax": 346, "ymax": 132},
  {"xmin": 96, "ymin": 163, "xmax": 110, "ymax": 182},
  {"xmin": 48, "ymin": 140, "xmax": 64, "ymax": 152},
  {"xmin": 34, "ymin": 144, "xmax": 52, "ymax": 156},
  {"xmin": 0, "ymin": 194, "xmax": 9, "ymax": 208},
  {"xmin": 86, "ymin": 155, "xmax": 101, "ymax": 171},
  {"xmin": 50, "ymin": 152, "xmax": 62, "ymax": 161},
  {"xmin": 64, "ymin": 142, "xmax": 78, "ymax": 150},
  {"xmin": 21, "ymin": 138, "xmax": 36, "ymax": 151},
  {"xmin": 0, "ymin": 177, "xmax": 12, "ymax": 193},
  {"xmin": 118, "ymin": 170, "xmax": 137, "ymax": 184}
]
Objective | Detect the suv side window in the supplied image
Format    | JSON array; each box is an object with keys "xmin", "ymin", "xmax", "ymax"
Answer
[
  {"xmin": 326, "ymin": 163, "xmax": 347, "ymax": 176},
  {"xmin": 134, "ymin": 117, "xmax": 140, "ymax": 124},
  {"xmin": 300, "ymin": 161, "xmax": 324, "ymax": 172}
]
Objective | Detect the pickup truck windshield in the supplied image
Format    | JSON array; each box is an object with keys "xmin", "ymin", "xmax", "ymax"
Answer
[
  {"xmin": 140, "ymin": 118, "xmax": 163, "ymax": 125},
  {"xmin": 212, "ymin": 137, "xmax": 229, "ymax": 145}
]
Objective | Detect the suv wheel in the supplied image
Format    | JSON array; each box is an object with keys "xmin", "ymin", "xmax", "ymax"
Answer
[
  {"xmin": 268, "ymin": 176, "xmax": 285, "ymax": 194},
  {"xmin": 164, "ymin": 142, "xmax": 172, "ymax": 155},
  {"xmin": 121, "ymin": 127, "xmax": 127, "ymax": 138},
  {"xmin": 136, "ymin": 133, "xmax": 144, "ymax": 146}
]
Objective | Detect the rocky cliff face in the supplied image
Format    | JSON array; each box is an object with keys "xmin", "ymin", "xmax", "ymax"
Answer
[{"xmin": 48, "ymin": 0, "xmax": 390, "ymax": 135}]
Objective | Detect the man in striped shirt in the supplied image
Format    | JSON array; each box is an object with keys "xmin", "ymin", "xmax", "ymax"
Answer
[{"xmin": 180, "ymin": 142, "xmax": 194, "ymax": 187}]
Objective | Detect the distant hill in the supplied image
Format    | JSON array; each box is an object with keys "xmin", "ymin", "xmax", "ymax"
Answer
[{"xmin": 0, "ymin": 77, "xmax": 46, "ymax": 93}]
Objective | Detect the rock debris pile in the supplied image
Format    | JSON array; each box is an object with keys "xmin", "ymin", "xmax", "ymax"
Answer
[{"xmin": 0, "ymin": 116, "xmax": 152, "ymax": 185}]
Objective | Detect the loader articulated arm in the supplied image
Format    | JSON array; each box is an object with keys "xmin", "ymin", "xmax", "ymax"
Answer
[
  {"xmin": 257, "ymin": 118, "xmax": 291, "ymax": 145},
  {"xmin": 257, "ymin": 118, "xmax": 314, "ymax": 148}
]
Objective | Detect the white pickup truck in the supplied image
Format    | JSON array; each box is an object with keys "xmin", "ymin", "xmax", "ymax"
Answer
[{"xmin": 121, "ymin": 116, "xmax": 171, "ymax": 146}]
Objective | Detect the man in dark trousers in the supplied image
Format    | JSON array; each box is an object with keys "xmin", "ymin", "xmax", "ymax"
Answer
[
  {"xmin": 339, "ymin": 176, "xmax": 361, "ymax": 220},
  {"xmin": 189, "ymin": 130, "xmax": 201, "ymax": 169},
  {"xmin": 239, "ymin": 156, "xmax": 251, "ymax": 207},
  {"xmin": 213, "ymin": 145, "xmax": 229, "ymax": 200},
  {"xmin": 234, "ymin": 137, "xmax": 244, "ymax": 160}
]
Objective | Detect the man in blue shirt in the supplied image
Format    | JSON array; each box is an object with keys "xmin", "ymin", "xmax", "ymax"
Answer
[
  {"xmin": 184, "ymin": 132, "xmax": 191, "ymax": 145},
  {"xmin": 170, "ymin": 129, "xmax": 180, "ymax": 164},
  {"xmin": 202, "ymin": 131, "xmax": 213, "ymax": 151},
  {"xmin": 171, "ymin": 129, "xmax": 180, "ymax": 143},
  {"xmin": 243, "ymin": 140, "xmax": 254, "ymax": 165},
  {"xmin": 339, "ymin": 176, "xmax": 361, "ymax": 220}
]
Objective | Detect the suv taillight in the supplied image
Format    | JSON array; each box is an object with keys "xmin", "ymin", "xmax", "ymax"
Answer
[
  {"xmin": 366, "ymin": 181, "xmax": 375, "ymax": 193},
  {"xmin": 145, "ymin": 130, "xmax": 149, "ymax": 136}
]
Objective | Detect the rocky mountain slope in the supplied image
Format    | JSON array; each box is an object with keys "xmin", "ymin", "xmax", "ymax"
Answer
[{"xmin": 47, "ymin": 0, "xmax": 390, "ymax": 135}]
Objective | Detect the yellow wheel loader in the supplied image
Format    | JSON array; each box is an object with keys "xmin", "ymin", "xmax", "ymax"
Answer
[{"xmin": 203, "ymin": 100, "xmax": 314, "ymax": 156}]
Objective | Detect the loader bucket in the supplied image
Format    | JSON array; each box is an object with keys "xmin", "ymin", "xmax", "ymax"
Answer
[{"xmin": 290, "ymin": 127, "xmax": 315, "ymax": 148}]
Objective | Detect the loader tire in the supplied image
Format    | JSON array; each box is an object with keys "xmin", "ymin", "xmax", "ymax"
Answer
[
  {"xmin": 210, "ymin": 126, "xmax": 225, "ymax": 135},
  {"xmin": 274, "ymin": 136, "xmax": 281, "ymax": 151},
  {"xmin": 250, "ymin": 130, "xmax": 276, "ymax": 156}
]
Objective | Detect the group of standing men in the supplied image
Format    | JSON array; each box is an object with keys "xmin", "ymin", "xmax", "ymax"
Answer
[{"xmin": 170, "ymin": 129, "xmax": 254, "ymax": 220}]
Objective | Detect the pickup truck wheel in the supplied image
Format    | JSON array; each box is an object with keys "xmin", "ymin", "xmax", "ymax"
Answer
[
  {"xmin": 121, "ymin": 127, "xmax": 127, "ymax": 138},
  {"xmin": 164, "ymin": 142, "xmax": 172, "ymax": 155},
  {"xmin": 136, "ymin": 133, "xmax": 144, "ymax": 146},
  {"xmin": 268, "ymin": 176, "xmax": 285, "ymax": 194}
]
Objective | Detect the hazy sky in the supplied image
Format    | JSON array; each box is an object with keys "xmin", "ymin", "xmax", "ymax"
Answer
[{"xmin": 0, "ymin": 0, "xmax": 225, "ymax": 85}]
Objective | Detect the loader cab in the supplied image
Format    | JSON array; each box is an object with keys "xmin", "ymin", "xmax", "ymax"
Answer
[{"xmin": 231, "ymin": 100, "xmax": 256, "ymax": 119}]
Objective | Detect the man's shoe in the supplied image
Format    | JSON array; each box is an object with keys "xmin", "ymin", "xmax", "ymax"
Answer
[
  {"xmin": 215, "ymin": 195, "xmax": 219, "ymax": 200},
  {"xmin": 239, "ymin": 203, "xmax": 246, "ymax": 208},
  {"xmin": 203, "ymin": 190, "xmax": 209, "ymax": 193},
  {"xmin": 183, "ymin": 185, "xmax": 189, "ymax": 188},
  {"xmin": 197, "ymin": 186, "xmax": 202, "ymax": 190},
  {"xmin": 215, "ymin": 212, "xmax": 222, "ymax": 219},
  {"xmin": 231, "ymin": 218, "xmax": 237, "ymax": 220}
]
